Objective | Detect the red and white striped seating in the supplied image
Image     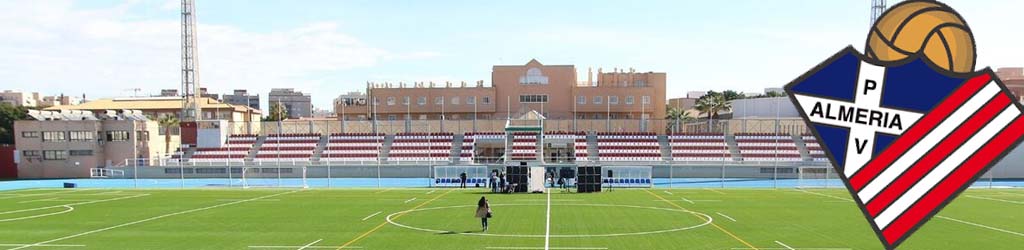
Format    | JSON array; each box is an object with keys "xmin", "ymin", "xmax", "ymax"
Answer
[
  {"xmin": 389, "ymin": 132, "xmax": 453, "ymax": 162},
  {"xmin": 668, "ymin": 133, "xmax": 731, "ymax": 161},
  {"xmin": 736, "ymin": 133, "xmax": 802, "ymax": 162},
  {"xmin": 322, "ymin": 133, "xmax": 383, "ymax": 162},
  {"xmin": 190, "ymin": 134, "xmax": 256, "ymax": 162},
  {"xmin": 256, "ymin": 133, "xmax": 319, "ymax": 162},
  {"xmin": 802, "ymin": 134, "xmax": 828, "ymax": 162},
  {"xmin": 597, "ymin": 132, "xmax": 660, "ymax": 162}
]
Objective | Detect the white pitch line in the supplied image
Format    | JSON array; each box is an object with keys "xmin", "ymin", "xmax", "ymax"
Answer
[
  {"xmin": 544, "ymin": 191, "xmax": 552, "ymax": 250},
  {"xmin": 966, "ymin": 195, "xmax": 1024, "ymax": 205},
  {"xmin": 938, "ymin": 216, "xmax": 1024, "ymax": 237},
  {"xmin": 404, "ymin": 198, "xmax": 418, "ymax": 204},
  {"xmin": 794, "ymin": 189, "xmax": 853, "ymax": 202},
  {"xmin": 716, "ymin": 212, "xmax": 737, "ymax": 222},
  {"xmin": 0, "ymin": 190, "xmax": 84, "ymax": 200},
  {"xmin": 0, "ymin": 244, "xmax": 84, "ymax": 248},
  {"xmin": 249, "ymin": 246, "xmax": 361, "ymax": 249},
  {"xmin": 703, "ymin": 188, "xmax": 727, "ymax": 195},
  {"xmin": 663, "ymin": 190, "xmax": 674, "ymax": 195},
  {"xmin": 486, "ymin": 247, "xmax": 607, "ymax": 250},
  {"xmin": 0, "ymin": 194, "xmax": 149, "ymax": 215},
  {"xmin": 17, "ymin": 197, "xmax": 57, "ymax": 204},
  {"xmin": 426, "ymin": 190, "xmax": 436, "ymax": 195},
  {"xmin": 7, "ymin": 190, "xmax": 299, "ymax": 250},
  {"xmin": 296, "ymin": 239, "xmax": 322, "ymax": 250},
  {"xmin": 775, "ymin": 241, "xmax": 796, "ymax": 250},
  {"xmin": 361, "ymin": 211, "xmax": 382, "ymax": 221},
  {"xmin": 679, "ymin": 197, "xmax": 695, "ymax": 204}
]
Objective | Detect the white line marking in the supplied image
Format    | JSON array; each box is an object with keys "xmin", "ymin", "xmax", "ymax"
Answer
[
  {"xmin": 663, "ymin": 191, "xmax": 673, "ymax": 195},
  {"xmin": 703, "ymin": 188, "xmax": 726, "ymax": 195},
  {"xmin": 215, "ymin": 199, "xmax": 281, "ymax": 202},
  {"xmin": 248, "ymin": 246, "xmax": 361, "ymax": 249},
  {"xmin": 515, "ymin": 199, "xmax": 584, "ymax": 202},
  {"xmin": 486, "ymin": 247, "xmax": 607, "ymax": 250},
  {"xmin": 297, "ymin": 239, "xmax": 322, "ymax": 250},
  {"xmin": 679, "ymin": 197, "xmax": 695, "ymax": 204},
  {"xmin": 404, "ymin": 198, "xmax": 418, "ymax": 203},
  {"xmin": 0, "ymin": 194, "xmax": 149, "ymax": 215},
  {"xmin": 775, "ymin": 240, "xmax": 796, "ymax": 250},
  {"xmin": 544, "ymin": 191, "xmax": 552, "ymax": 250},
  {"xmin": 7, "ymin": 190, "xmax": 299, "ymax": 250},
  {"xmin": 938, "ymin": 216, "xmax": 1024, "ymax": 237},
  {"xmin": 0, "ymin": 244, "xmax": 84, "ymax": 248},
  {"xmin": 716, "ymin": 212, "xmax": 737, "ymax": 222},
  {"xmin": 17, "ymin": 197, "xmax": 57, "ymax": 204},
  {"xmin": 361, "ymin": 211, "xmax": 382, "ymax": 221},
  {"xmin": 0, "ymin": 206, "xmax": 74, "ymax": 222},
  {"xmin": 731, "ymin": 248, "xmax": 850, "ymax": 250},
  {"xmin": 966, "ymin": 195, "xmax": 1024, "ymax": 205},
  {"xmin": 426, "ymin": 190, "xmax": 436, "ymax": 195},
  {"xmin": 794, "ymin": 189, "xmax": 853, "ymax": 202},
  {"xmin": 999, "ymin": 192, "xmax": 1024, "ymax": 196},
  {"xmin": 0, "ymin": 190, "xmax": 84, "ymax": 200}
]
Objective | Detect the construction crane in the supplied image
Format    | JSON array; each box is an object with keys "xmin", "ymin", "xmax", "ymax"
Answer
[{"xmin": 180, "ymin": 0, "xmax": 201, "ymax": 122}]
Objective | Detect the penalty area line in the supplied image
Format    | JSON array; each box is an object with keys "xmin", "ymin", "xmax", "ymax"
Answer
[
  {"xmin": 486, "ymin": 247, "xmax": 607, "ymax": 250},
  {"xmin": 6, "ymin": 190, "xmax": 298, "ymax": 250},
  {"xmin": 716, "ymin": 212, "xmax": 737, "ymax": 222},
  {"xmin": 774, "ymin": 241, "xmax": 795, "ymax": 250},
  {"xmin": 938, "ymin": 216, "xmax": 1024, "ymax": 237}
]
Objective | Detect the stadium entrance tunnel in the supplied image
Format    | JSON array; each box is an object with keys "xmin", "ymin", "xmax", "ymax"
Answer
[{"xmin": 386, "ymin": 203, "xmax": 712, "ymax": 237}]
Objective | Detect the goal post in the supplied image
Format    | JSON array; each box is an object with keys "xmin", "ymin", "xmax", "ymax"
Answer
[
  {"xmin": 797, "ymin": 166, "xmax": 840, "ymax": 188},
  {"xmin": 240, "ymin": 166, "xmax": 308, "ymax": 189},
  {"xmin": 433, "ymin": 165, "xmax": 490, "ymax": 187},
  {"xmin": 90, "ymin": 168, "xmax": 125, "ymax": 178}
]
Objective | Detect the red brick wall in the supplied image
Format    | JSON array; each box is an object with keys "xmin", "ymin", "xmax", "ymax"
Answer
[{"xmin": 0, "ymin": 145, "xmax": 16, "ymax": 178}]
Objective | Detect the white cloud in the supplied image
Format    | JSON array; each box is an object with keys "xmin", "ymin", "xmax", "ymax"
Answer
[{"xmin": 0, "ymin": 1, "xmax": 433, "ymax": 109}]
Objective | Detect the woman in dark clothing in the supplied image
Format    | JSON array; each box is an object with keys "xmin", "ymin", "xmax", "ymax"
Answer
[{"xmin": 475, "ymin": 196, "xmax": 491, "ymax": 231}]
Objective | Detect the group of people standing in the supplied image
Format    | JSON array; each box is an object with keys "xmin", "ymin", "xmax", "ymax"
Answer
[{"xmin": 487, "ymin": 170, "xmax": 513, "ymax": 193}]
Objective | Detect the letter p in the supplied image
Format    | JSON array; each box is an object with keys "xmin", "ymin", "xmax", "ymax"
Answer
[{"xmin": 864, "ymin": 80, "xmax": 877, "ymax": 95}]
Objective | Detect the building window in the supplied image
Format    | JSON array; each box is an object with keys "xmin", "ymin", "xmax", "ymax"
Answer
[
  {"xmin": 106, "ymin": 131, "xmax": 130, "ymax": 142},
  {"xmin": 43, "ymin": 150, "xmax": 67, "ymax": 160},
  {"xmin": 388, "ymin": 115, "xmax": 397, "ymax": 121},
  {"xmin": 69, "ymin": 131, "xmax": 95, "ymax": 142},
  {"xmin": 593, "ymin": 96, "xmax": 603, "ymax": 105},
  {"xmin": 435, "ymin": 96, "xmax": 444, "ymax": 105},
  {"xmin": 373, "ymin": 97, "xmax": 380, "ymax": 106},
  {"xmin": 467, "ymin": 96, "xmax": 476, "ymax": 105},
  {"xmin": 577, "ymin": 96, "xmax": 586, "ymax": 105},
  {"xmin": 42, "ymin": 131, "xmax": 66, "ymax": 142},
  {"xmin": 21, "ymin": 131, "xmax": 38, "ymax": 138},
  {"xmin": 22, "ymin": 150, "xmax": 40, "ymax": 157},
  {"xmin": 519, "ymin": 68, "xmax": 549, "ymax": 85},
  {"xmin": 519, "ymin": 95, "xmax": 548, "ymax": 103},
  {"xmin": 402, "ymin": 96, "xmax": 410, "ymax": 105},
  {"xmin": 636, "ymin": 80, "xmax": 647, "ymax": 87},
  {"xmin": 417, "ymin": 96, "xmax": 426, "ymax": 106},
  {"xmin": 451, "ymin": 97, "xmax": 460, "ymax": 105},
  {"xmin": 386, "ymin": 97, "xmax": 395, "ymax": 106},
  {"xmin": 642, "ymin": 95, "xmax": 651, "ymax": 105},
  {"xmin": 137, "ymin": 131, "xmax": 149, "ymax": 142},
  {"xmin": 625, "ymin": 96, "xmax": 635, "ymax": 105},
  {"xmin": 482, "ymin": 97, "xmax": 491, "ymax": 104},
  {"xmin": 609, "ymin": 96, "xmax": 619, "ymax": 104},
  {"xmin": 69, "ymin": 150, "xmax": 93, "ymax": 156}
]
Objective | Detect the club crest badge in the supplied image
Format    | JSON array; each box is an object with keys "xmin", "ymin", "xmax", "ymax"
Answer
[{"xmin": 784, "ymin": 1, "xmax": 1024, "ymax": 249}]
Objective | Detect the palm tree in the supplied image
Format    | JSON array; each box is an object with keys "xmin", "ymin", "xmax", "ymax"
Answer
[
  {"xmin": 665, "ymin": 107, "xmax": 694, "ymax": 133},
  {"xmin": 694, "ymin": 93, "xmax": 732, "ymax": 131},
  {"xmin": 156, "ymin": 115, "xmax": 179, "ymax": 156}
]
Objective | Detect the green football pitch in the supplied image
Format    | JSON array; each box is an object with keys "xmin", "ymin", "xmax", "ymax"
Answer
[{"xmin": 1, "ymin": 187, "xmax": 1022, "ymax": 250}]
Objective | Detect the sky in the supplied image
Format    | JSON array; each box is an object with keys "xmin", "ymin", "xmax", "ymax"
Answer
[{"xmin": 1, "ymin": 0, "xmax": 1021, "ymax": 111}]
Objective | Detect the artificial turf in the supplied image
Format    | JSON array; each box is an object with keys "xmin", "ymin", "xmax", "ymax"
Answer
[{"xmin": 0, "ymin": 187, "xmax": 1021, "ymax": 249}]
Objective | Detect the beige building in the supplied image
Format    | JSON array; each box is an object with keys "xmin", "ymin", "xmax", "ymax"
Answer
[
  {"xmin": 336, "ymin": 59, "xmax": 666, "ymax": 126},
  {"xmin": 997, "ymin": 67, "xmax": 1024, "ymax": 102},
  {"xmin": 14, "ymin": 117, "xmax": 174, "ymax": 178},
  {"xmin": 0, "ymin": 90, "xmax": 40, "ymax": 107},
  {"xmin": 45, "ymin": 96, "xmax": 261, "ymax": 122}
]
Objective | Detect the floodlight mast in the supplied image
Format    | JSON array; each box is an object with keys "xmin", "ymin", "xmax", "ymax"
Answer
[{"xmin": 181, "ymin": 0, "xmax": 202, "ymax": 122}]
